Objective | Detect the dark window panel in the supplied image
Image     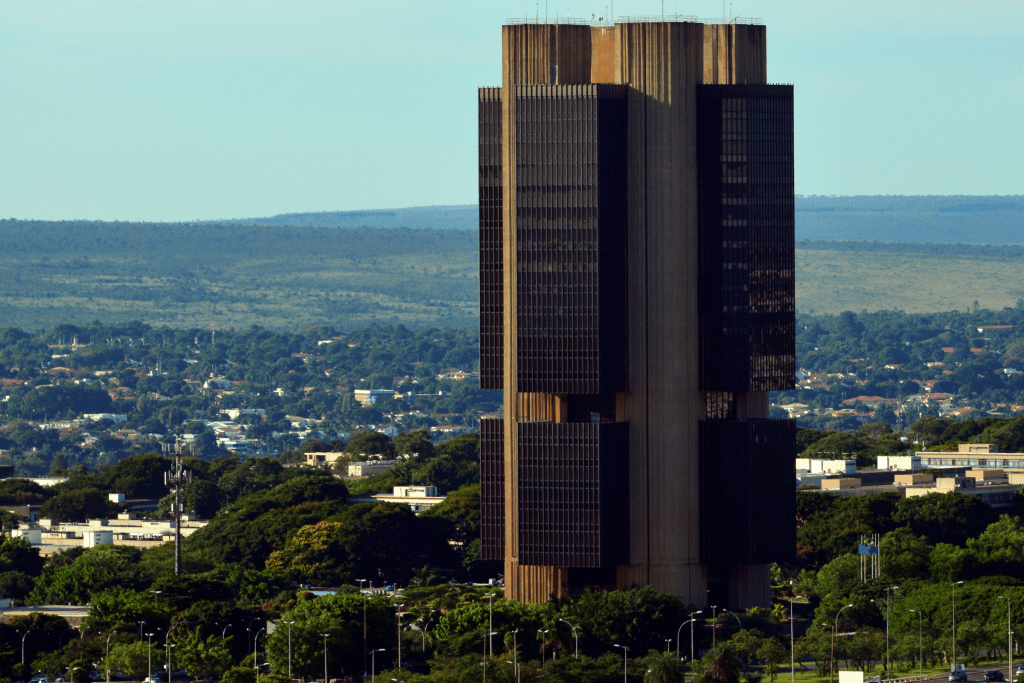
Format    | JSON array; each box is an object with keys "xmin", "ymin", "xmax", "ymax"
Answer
[
  {"xmin": 517, "ymin": 420, "xmax": 629, "ymax": 568},
  {"xmin": 480, "ymin": 417, "xmax": 505, "ymax": 561},
  {"xmin": 699, "ymin": 418, "xmax": 796, "ymax": 565},
  {"xmin": 697, "ymin": 84, "xmax": 796, "ymax": 392}
]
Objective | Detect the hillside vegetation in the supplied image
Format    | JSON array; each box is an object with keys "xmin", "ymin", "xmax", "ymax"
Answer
[
  {"xmin": 4, "ymin": 207, "xmax": 1024, "ymax": 332},
  {"xmin": 0, "ymin": 220, "xmax": 477, "ymax": 330}
]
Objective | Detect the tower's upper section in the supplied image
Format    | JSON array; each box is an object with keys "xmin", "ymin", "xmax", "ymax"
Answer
[{"xmin": 501, "ymin": 19, "xmax": 767, "ymax": 88}]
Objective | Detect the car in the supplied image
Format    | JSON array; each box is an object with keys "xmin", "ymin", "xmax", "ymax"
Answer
[
  {"xmin": 984, "ymin": 673, "xmax": 1004, "ymax": 682},
  {"xmin": 1016, "ymin": 666, "xmax": 1024, "ymax": 677},
  {"xmin": 950, "ymin": 671, "xmax": 968, "ymax": 682}
]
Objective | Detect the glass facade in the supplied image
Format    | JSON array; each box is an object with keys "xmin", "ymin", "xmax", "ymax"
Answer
[
  {"xmin": 478, "ymin": 88, "xmax": 504, "ymax": 391},
  {"xmin": 697, "ymin": 84, "xmax": 796, "ymax": 392},
  {"xmin": 516, "ymin": 421, "xmax": 629, "ymax": 568},
  {"xmin": 514, "ymin": 84, "xmax": 628, "ymax": 395}
]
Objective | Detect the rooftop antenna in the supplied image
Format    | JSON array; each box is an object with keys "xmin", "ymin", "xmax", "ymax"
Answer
[{"xmin": 165, "ymin": 433, "xmax": 193, "ymax": 577}]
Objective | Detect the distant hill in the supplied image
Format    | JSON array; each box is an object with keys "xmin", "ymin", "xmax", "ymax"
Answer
[
  {"xmin": 3, "ymin": 195, "xmax": 1024, "ymax": 332},
  {"xmin": 224, "ymin": 197, "xmax": 1024, "ymax": 245},
  {"xmin": 219, "ymin": 205, "xmax": 478, "ymax": 230},
  {"xmin": 795, "ymin": 195, "xmax": 1024, "ymax": 244}
]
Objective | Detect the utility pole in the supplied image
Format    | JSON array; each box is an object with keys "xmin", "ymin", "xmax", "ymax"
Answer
[{"xmin": 165, "ymin": 436, "xmax": 193, "ymax": 576}]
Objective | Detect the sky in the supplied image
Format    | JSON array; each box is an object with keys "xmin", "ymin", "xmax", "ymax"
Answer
[{"xmin": 1, "ymin": 1, "xmax": 1021, "ymax": 222}]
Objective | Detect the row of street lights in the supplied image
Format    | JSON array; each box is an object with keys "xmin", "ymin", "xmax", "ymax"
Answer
[{"xmin": 823, "ymin": 581, "xmax": 1016, "ymax": 683}]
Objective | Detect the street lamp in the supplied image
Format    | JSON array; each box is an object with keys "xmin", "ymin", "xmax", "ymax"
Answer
[
  {"xmin": 872, "ymin": 585, "xmax": 900, "ymax": 679},
  {"xmin": 17, "ymin": 630, "xmax": 30, "ymax": 665},
  {"xmin": 253, "ymin": 628, "xmax": 266, "ymax": 683},
  {"xmin": 558, "ymin": 619, "xmax": 579, "ymax": 659},
  {"xmin": 59, "ymin": 627, "xmax": 77, "ymax": 652},
  {"xmin": 666, "ymin": 639, "xmax": 673, "ymax": 653},
  {"xmin": 711, "ymin": 605, "xmax": 719, "ymax": 647},
  {"xmin": 830, "ymin": 604, "xmax": 855, "ymax": 683},
  {"xmin": 613, "ymin": 644, "xmax": 629, "ymax": 683},
  {"xmin": 282, "ymin": 621, "xmax": 295, "ymax": 680},
  {"xmin": 909, "ymin": 610, "xmax": 924, "ymax": 679},
  {"xmin": 506, "ymin": 660, "xmax": 521, "ymax": 683},
  {"xmin": 248, "ymin": 618, "xmax": 261, "ymax": 655},
  {"xmin": 537, "ymin": 630, "xmax": 550, "ymax": 665},
  {"xmin": 999, "ymin": 596, "xmax": 1013, "ymax": 683},
  {"xmin": 217, "ymin": 623, "xmax": 233, "ymax": 640},
  {"xmin": 421, "ymin": 618, "xmax": 435, "ymax": 652},
  {"xmin": 396, "ymin": 606, "xmax": 407, "ymax": 672},
  {"xmin": 106, "ymin": 631, "xmax": 118, "ymax": 683},
  {"xmin": 356, "ymin": 581, "xmax": 367, "ymax": 676},
  {"xmin": 790, "ymin": 596, "xmax": 805, "ymax": 683},
  {"xmin": 370, "ymin": 648, "xmax": 386, "ymax": 683},
  {"xmin": 485, "ymin": 594, "xmax": 500, "ymax": 656},
  {"xmin": 320, "ymin": 633, "xmax": 330, "ymax": 683},
  {"xmin": 165, "ymin": 626, "xmax": 177, "ymax": 683},
  {"xmin": 145, "ymin": 632, "xmax": 157, "ymax": 679},
  {"xmin": 137, "ymin": 621, "xmax": 147, "ymax": 683},
  {"xmin": 952, "ymin": 581, "xmax": 964, "ymax": 672},
  {"xmin": 722, "ymin": 609, "xmax": 743, "ymax": 630},
  {"xmin": 483, "ymin": 632, "xmax": 498, "ymax": 683}
]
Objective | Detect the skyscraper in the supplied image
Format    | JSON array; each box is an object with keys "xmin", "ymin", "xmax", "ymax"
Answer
[{"xmin": 479, "ymin": 16, "xmax": 795, "ymax": 609}]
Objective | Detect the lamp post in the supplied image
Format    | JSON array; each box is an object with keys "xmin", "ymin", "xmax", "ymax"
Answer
[
  {"xmin": 356, "ymin": 580, "xmax": 367, "ymax": 675},
  {"xmin": 483, "ymin": 632, "xmax": 498, "ymax": 683},
  {"xmin": 249, "ymin": 630, "xmax": 262, "ymax": 683},
  {"xmin": 217, "ymin": 623, "xmax": 232, "ymax": 640},
  {"xmin": 790, "ymin": 596, "xmax": 804, "ymax": 683},
  {"xmin": 145, "ymin": 632, "xmax": 156, "ymax": 679},
  {"xmin": 711, "ymin": 606, "xmax": 718, "ymax": 647},
  {"xmin": 320, "ymin": 633, "xmax": 330, "ymax": 683},
  {"xmin": 613, "ymin": 644, "xmax": 629, "ymax": 683},
  {"xmin": 723, "ymin": 609, "xmax": 742, "ymax": 630},
  {"xmin": 537, "ymin": 630, "xmax": 549, "ymax": 665},
  {"xmin": 558, "ymin": 619, "xmax": 579, "ymax": 659},
  {"xmin": 166, "ymin": 626, "xmax": 176, "ymax": 683},
  {"xmin": 512, "ymin": 629, "xmax": 518, "ymax": 670},
  {"xmin": 137, "ymin": 621, "xmax": 147, "ymax": 683},
  {"xmin": 666, "ymin": 639, "xmax": 673, "ymax": 653},
  {"xmin": 485, "ymin": 594, "xmax": 500, "ymax": 657},
  {"xmin": 831, "ymin": 604, "xmax": 854, "ymax": 683},
  {"xmin": 421, "ymin": 618, "xmax": 435, "ymax": 652},
  {"xmin": 60, "ymin": 627, "xmax": 77, "ymax": 652},
  {"xmin": 676, "ymin": 611, "xmax": 702, "ymax": 667},
  {"xmin": 952, "ymin": 581, "xmax": 964, "ymax": 672},
  {"xmin": 283, "ymin": 621, "xmax": 295, "ymax": 680},
  {"xmin": 248, "ymin": 618, "xmax": 261, "ymax": 656},
  {"xmin": 370, "ymin": 648, "xmax": 385, "ymax": 683},
  {"xmin": 17, "ymin": 630, "xmax": 30, "ymax": 665},
  {"xmin": 396, "ymin": 606, "xmax": 406, "ymax": 672},
  {"xmin": 106, "ymin": 631, "xmax": 118, "ymax": 683},
  {"xmin": 506, "ymin": 661, "xmax": 521, "ymax": 683},
  {"xmin": 872, "ymin": 585, "xmax": 900, "ymax": 679},
  {"xmin": 909, "ymin": 610, "xmax": 924, "ymax": 679},
  {"xmin": 999, "ymin": 596, "xmax": 1013, "ymax": 683}
]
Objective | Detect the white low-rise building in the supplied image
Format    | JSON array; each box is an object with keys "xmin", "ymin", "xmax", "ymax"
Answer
[
  {"xmin": 13, "ymin": 512, "xmax": 209, "ymax": 556},
  {"xmin": 370, "ymin": 486, "xmax": 446, "ymax": 513},
  {"xmin": 347, "ymin": 460, "xmax": 397, "ymax": 477}
]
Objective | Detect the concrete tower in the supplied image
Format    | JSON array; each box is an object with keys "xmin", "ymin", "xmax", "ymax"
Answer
[{"xmin": 479, "ymin": 16, "xmax": 795, "ymax": 609}]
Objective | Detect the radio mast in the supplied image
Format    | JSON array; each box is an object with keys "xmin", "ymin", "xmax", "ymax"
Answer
[{"xmin": 165, "ymin": 436, "xmax": 193, "ymax": 576}]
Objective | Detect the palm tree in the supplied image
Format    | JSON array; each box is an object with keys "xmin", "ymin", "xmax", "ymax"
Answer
[
  {"xmin": 698, "ymin": 643, "xmax": 742, "ymax": 683},
  {"xmin": 643, "ymin": 649, "xmax": 684, "ymax": 683}
]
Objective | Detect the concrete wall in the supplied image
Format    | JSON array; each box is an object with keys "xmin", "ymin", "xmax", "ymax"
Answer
[{"xmin": 821, "ymin": 478, "xmax": 861, "ymax": 490}]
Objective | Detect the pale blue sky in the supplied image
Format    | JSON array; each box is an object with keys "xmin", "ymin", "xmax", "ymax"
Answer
[{"xmin": 1, "ymin": 1, "xmax": 1021, "ymax": 222}]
